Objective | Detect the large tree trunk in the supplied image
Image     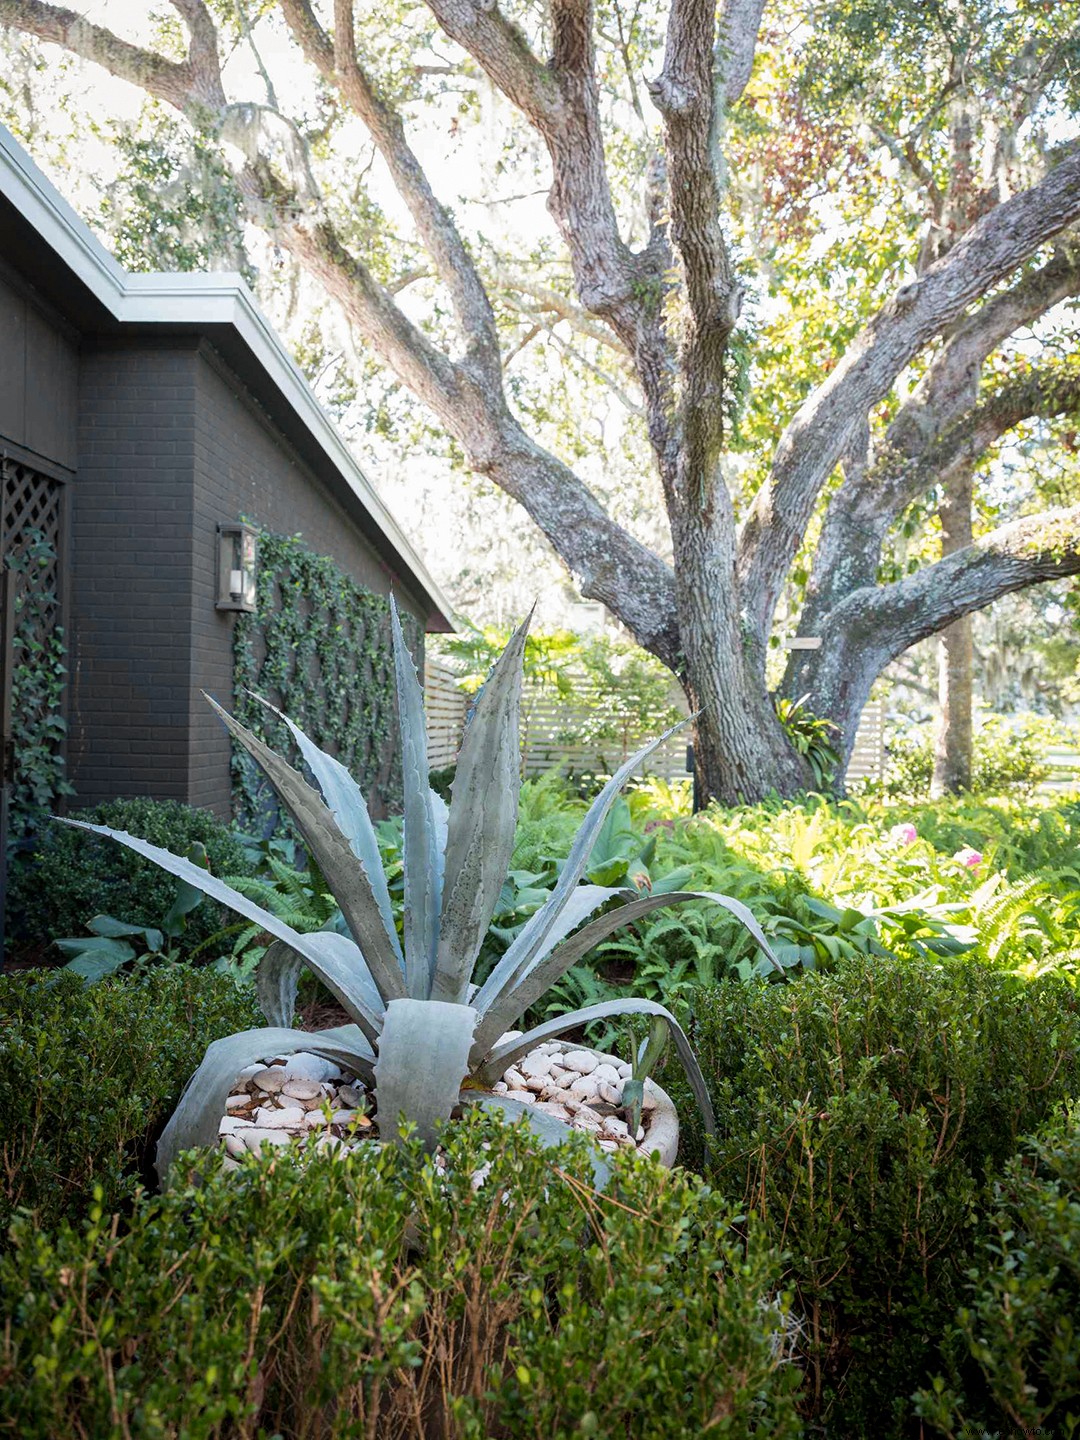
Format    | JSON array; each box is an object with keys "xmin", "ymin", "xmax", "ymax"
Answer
[{"xmin": 932, "ymin": 473, "xmax": 975, "ymax": 795}]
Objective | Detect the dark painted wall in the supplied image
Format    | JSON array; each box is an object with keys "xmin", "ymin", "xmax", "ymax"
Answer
[
  {"xmin": 0, "ymin": 262, "xmax": 79, "ymax": 471},
  {"xmin": 68, "ymin": 336, "xmax": 423, "ymax": 818}
]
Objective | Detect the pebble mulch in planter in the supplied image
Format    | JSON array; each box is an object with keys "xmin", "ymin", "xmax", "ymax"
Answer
[{"xmin": 217, "ymin": 1040, "xmax": 657, "ymax": 1166}]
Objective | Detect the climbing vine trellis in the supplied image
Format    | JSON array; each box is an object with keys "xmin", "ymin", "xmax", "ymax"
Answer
[{"xmin": 232, "ymin": 531, "xmax": 419, "ymax": 837}]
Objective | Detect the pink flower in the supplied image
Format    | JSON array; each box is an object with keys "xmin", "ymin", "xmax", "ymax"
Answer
[
  {"xmin": 953, "ymin": 847, "xmax": 983, "ymax": 869},
  {"xmin": 889, "ymin": 822, "xmax": 918, "ymax": 846}
]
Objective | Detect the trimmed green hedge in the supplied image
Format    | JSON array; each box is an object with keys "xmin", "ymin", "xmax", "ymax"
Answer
[
  {"xmin": 663, "ymin": 957, "xmax": 1080, "ymax": 1437},
  {"xmin": 0, "ymin": 1117, "xmax": 804, "ymax": 1440},
  {"xmin": 6, "ymin": 797, "xmax": 253, "ymax": 958},
  {"xmin": 0, "ymin": 968, "xmax": 259, "ymax": 1235}
]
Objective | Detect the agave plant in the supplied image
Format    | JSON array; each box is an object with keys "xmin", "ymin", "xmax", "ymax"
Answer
[{"xmin": 61, "ymin": 602, "xmax": 783, "ymax": 1184}]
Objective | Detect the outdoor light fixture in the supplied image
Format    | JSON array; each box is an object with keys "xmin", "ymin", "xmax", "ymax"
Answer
[{"xmin": 216, "ymin": 522, "xmax": 258, "ymax": 612}]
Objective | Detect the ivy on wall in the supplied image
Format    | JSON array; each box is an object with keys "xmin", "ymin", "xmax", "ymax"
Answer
[
  {"xmin": 6, "ymin": 532, "xmax": 75, "ymax": 859},
  {"xmin": 231, "ymin": 531, "xmax": 421, "ymax": 836}
]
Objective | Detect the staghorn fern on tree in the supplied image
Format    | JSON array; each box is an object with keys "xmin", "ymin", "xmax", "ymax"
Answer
[{"xmin": 59, "ymin": 603, "xmax": 784, "ymax": 1185}]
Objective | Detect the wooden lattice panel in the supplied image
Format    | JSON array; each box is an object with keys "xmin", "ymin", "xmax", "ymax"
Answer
[{"xmin": 1, "ymin": 457, "xmax": 63, "ymax": 588}]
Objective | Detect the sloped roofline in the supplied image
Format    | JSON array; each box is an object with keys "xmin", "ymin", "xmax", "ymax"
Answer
[{"xmin": 0, "ymin": 123, "xmax": 456, "ymax": 632}]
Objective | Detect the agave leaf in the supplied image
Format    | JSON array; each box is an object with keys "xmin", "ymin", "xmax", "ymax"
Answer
[
  {"xmin": 475, "ymin": 997, "xmax": 716, "ymax": 1140},
  {"xmin": 476, "ymin": 718, "xmax": 689, "ymax": 1006},
  {"xmin": 472, "ymin": 888, "xmax": 784, "ymax": 1058},
  {"xmin": 255, "ymin": 932, "xmax": 383, "ymax": 1028},
  {"xmin": 205, "ymin": 696, "xmax": 406, "ymax": 1006},
  {"xmin": 374, "ymin": 997, "xmax": 477, "ymax": 1148},
  {"xmin": 471, "ymin": 883, "xmax": 624, "ymax": 1029},
  {"xmin": 56, "ymin": 822, "xmax": 384, "ymax": 1045},
  {"xmin": 459, "ymin": 1093, "xmax": 612, "ymax": 1190},
  {"xmin": 156, "ymin": 1022, "xmax": 374, "ymax": 1185},
  {"xmin": 254, "ymin": 695, "xmax": 403, "ymax": 969},
  {"xmin": 433, "ymin": 612, "xmax": 530, "ymax": 1003},
  {"xmin": 390, "ymin": 598, "xmax": 443, "ymax": 998}
]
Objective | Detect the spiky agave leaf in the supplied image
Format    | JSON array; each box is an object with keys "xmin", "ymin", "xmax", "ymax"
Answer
[
  {"xmin": 432, "ymin": 612, "xmax": 531, "ymax": 1003},
  {"xmin": 206, "ymin": 696, "xmax": 406, "ymax": 1006},
  {"xmin": 373, "ymin": 998, "xmax": 477, "ymax": 1149},
  {"xmin": 56, "ymin": 822, "xmax": 384, "ymax": 1045},
  {"xmin": 390, "ymin": 597, "xmax": 444, "ymax": 998},
  {"xmin": 157, "ymin": 1023, "xmax": 374, "ymax": 1185},
  {"xmin": 472, "ymin": 888, "xmax": 785, "ymax": 1057},
  {"xmin": 254, "ymin": 694, "xmax": 402, "ymax": 968},
  {"xmin": 475, "ymin": 998, "xmax": 716, "ymax": 1141},
  {"xmin": 256, "ymin": 933, "xmax": 383, "ymax": 1028},
  {"xmin": 472, "ymin": 718, "xmax": 689, "ymax": 1016}
]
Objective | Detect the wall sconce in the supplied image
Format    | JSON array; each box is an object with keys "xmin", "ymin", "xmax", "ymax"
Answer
[{"xmin": 216, "ymin": 522, "xmax": 258, "ymax": 612}]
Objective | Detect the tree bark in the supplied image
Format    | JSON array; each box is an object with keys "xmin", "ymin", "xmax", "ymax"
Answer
[{"xmin": 932, "ymin": 473, "xmax": 975, "ymax": 795}]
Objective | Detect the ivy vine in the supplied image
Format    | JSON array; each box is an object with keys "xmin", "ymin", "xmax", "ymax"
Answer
[
  {"xmin": 231, "ymin": 530, "xmax": 420, "ymax": 837},
  {"xmin": 6, "ymin": 531, "xmax": 75, "ymax": 858}
]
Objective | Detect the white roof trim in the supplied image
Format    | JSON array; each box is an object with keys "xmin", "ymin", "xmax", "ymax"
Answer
[{"xmin": 0, "ymin": 124, "xmax": 455, "ymax": 629}]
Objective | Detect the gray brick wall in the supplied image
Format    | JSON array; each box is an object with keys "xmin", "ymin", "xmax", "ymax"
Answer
[{"xmin": 69, "ymin": 335, "xmax": 425, "ymax": 821}]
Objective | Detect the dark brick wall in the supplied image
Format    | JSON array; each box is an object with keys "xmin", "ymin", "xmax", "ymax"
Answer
[
  {"xmin": 68, "ymin": 335, "xmax": 425, "ymax": 820},
  {"xmin": 0, "ymin": 262, "xmax": 79, "ymax": 471},
  {"xmin": 68, "ymin": 340, "xmax": 199, "ymax": 806}
]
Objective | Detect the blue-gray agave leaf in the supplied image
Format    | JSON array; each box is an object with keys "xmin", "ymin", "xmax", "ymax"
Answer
[
  {"xmin": 473, "ymin": 888, "xmax": 785, "ymax": 1057},
  {"xmin": 390, "ymin": 598, "xmax": 444, "ymax": 998},
  {"xmin": 476, "ymin": 998, "xmax": 716, "ymax": 1140},
  {"xmin": 56, "ymin": 822, "xmax": 384, "ymax": 1045},
  {"xmin": 206, "ymin": 696, "xmax": 406, "ymax": 1006},
  {"xmin": 255, "ymin": 695, "xmax": 402, "ymax": 969},
  {"xmin": 157, "ymin": 1023, "xmax": 374, "ymax": 1185},
  {"xmin": 432, "ymin": 613, "xmax": 530, "ymax": 1003},
  {"xmin": 374, "ymin": 997, "xmax": 477, "ymax": 1149},
  {"xmin": 479, "ymin": 719, "xmax": 688, "ymax": 997},
  {"xmin": 256, "ymin": 934, "xmax": 383, "ymax": 1029}
]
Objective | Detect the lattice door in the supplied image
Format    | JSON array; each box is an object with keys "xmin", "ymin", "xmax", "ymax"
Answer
[{"xmin": 0, "ymin": 455, "xmax": 66, "ymax": 862}]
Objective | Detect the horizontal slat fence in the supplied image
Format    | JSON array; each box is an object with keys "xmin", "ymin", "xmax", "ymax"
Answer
[{"xmin": 425, "ymin": 662, "xmax": 885, "ymax": 787}]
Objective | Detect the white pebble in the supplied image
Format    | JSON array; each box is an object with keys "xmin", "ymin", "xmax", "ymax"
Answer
[
  {"xmin": 225, "ymin": 1093, "xmax": 252, "ymax": 1110},
  {"xmin": 303, "ymin": 1109, "xmax": 327, "ymax": 1129},
  {"xmin": 238, "ymin": 1063, "xmax": 263, "ymax": 1080},
  {"xmin": 282, "ymin": 1078, "xmax": 322, "ymax": 1101},
  {"xmin": 329, "ymin": 1109, "xmax": 362, "ymax": 1127},
  {"xmin": 496, "ymin": 1030, "xmax": 524, "ymax": 1045},
  {"xmin": 563, "ymin": 1050, "xmax": 599, "ymax": 1075},
  {"xmin": 598, "ymin": 1139, "xmax": 620, "ymax": 1153},
  {"xmin": 520, "ymin": 1053, "xmax": 555, "ymax": 1080},
  {"xmin": 252, "ymin": 1105, "xmax": 305, "ymax": 1129},
  {"xmin": 252, "ymin": 1067, "xmax": 286, "ymax": 1094},
  {"xmin": 570, "ymin": 1106, "xmax": 602, "ymax": 1131},
  {"xmin": 503, "ymin": 1066, "xmax": 527, "ymax": 1089},
  {"xmin": 569, "ymin": 1074, "xmax": 600, "ymax": 1100},
  {"xmin": 491, "ymin": 1080, "xmax": 508, "ymax": 1094},
  {"xmin": 592, "ymin": 1064, "xmax": 621, "ymax": 1085},
  {"xmin": 532, "ymin": 1100, "xmax": 572, "ymax": 1122},
  {"xmin": 337, "ymin": 1084, "xmax": 365, "ymax": 1109},
  {"xmin": 283, "ymin": 1052, "xmax": 339, "ymax": 1083},
  {"xmin": 220, "ymin": 1156, "xmax": 242, "ymax": 1173},
  {"xmin": 505, "ymin": 1089, "xmax": 535, "ymax": 1105},
  {"xmin": 219, "ymin": 1116, "xmax": 254, "ymax": 1134},
  {"xmin": 242, "ymin": 1128, "xmax": 292, "ymax": 1153},
  {"xmin": 223, "ymin": 1135, "xmax": 247, "ymax": 1160},
  {"xmin": 601, "ymin": 1116, "xmax": 629, "ymax": 1140},
  {"xmin": 614, "ymin": 1060, "xmax": 632, "ymax": 1078},
  {"xmin": 598, "ymin": 1080, "xmax": 623, "ymax": 1106}
]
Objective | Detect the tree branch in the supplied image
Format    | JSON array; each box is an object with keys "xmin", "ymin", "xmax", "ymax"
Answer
[
  {"xmin": 716, "ymin": 0, "xmax": 765, "ymax": 109},
  {"xmin": 278, "ymin": 0, "xmax": 500, "ymax": 378},
  {"xmin": 0, "ymin": 0, "xmax": 223, "ymax": 110},
  {"xmin": 799, "ymin": 247, "xmax": 1080, "ymax": 620},
  {"xmin": 737, "ymin": 148, "xmax": 1080, "ymax": 639}
]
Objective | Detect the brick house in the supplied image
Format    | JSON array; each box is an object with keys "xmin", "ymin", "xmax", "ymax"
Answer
[{"xmin": 0, "ymin": 124, "xmax": 453, "ymax": 844}]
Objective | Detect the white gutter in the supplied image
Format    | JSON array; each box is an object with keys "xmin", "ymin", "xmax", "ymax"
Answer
[{"xmin": 0, "ymin": 124, "xmax": 456, "ymax": 629}]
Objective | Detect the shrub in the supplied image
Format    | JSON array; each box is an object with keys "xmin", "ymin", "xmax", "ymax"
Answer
[
  {"xmin": 0, "ymin": 1116, "xmax": 804, "ymax": 1439},
  {"xmin": 6, "ymin": 797, "xmax": 253, "ymax": 958},
  {"xmin": 662, "ymin": 956, "xmax": 1080, "ymax": 1437},
  {"xmin": 0, "ymin": 968, "xmax": 259, "ymax": 1235},
  {"xmin": 877, "ymin": 714, "xmax": 1057, "ymax": 800},
  {"xmin": 916, "ymin": 1104, "xmax": 1080, "ymax": 1438}
]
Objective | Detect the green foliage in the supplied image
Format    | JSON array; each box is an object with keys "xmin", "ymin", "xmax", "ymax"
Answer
[
  {"xmin": 663, "ymin": 956, "xmax": 1080, "ymax": 1437},
  {"xmin": 232, "ymin": 530, "xmax": 417, "ymax": 835},
  {"xmin": 916, "ymin": 1105, "xmax": 1080, "ymax": 1439},
  {"xmin": 5, "ymin": 531, "xmax": 74, "ymax": 857},
  {"xmin": 0, "ymin": 967, "xmax": 259, "ymax": 1236},
  {"xmin": 0, "ymin": 1116, "xmax": 803, "ymax": 1440},
  {"xmin": 875, "ymin": 713, "xmax": 1058, "ymax": 800},
  {"xmin": 6, "ymin": 797, "xmax": 252, "ymax": 959},
  {"xmin": 774, "ymin": 694, "xmax": 841, "ymax": 790}
]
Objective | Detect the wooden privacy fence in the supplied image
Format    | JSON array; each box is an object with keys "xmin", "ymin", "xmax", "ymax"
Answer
[{"xmin": 425, "ymin": 658, "xmax": 886, "ymax": 787}]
